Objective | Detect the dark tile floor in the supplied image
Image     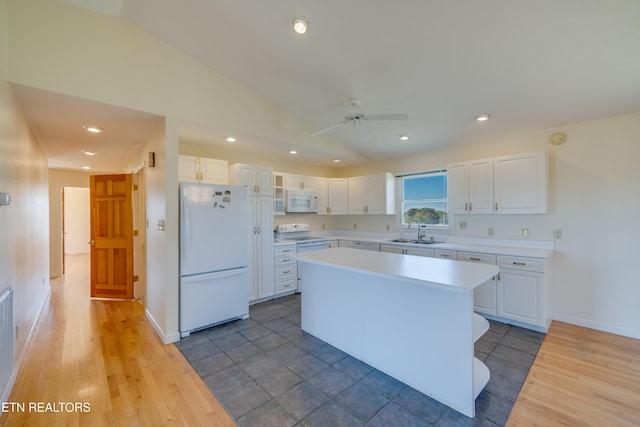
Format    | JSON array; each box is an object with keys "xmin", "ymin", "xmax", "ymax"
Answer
[{"xmin": 177, "ymin": 294, "xmax": 544, "ymax": 426}]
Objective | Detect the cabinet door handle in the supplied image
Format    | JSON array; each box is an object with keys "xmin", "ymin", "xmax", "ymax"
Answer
[
  {"xmin": 469, "ymin": 202, "xmax": 472, "ymax": 212},
  {"xmin": 470, "ymin": 257, "xmax": 481, "ymax": 261},
  {"xmin": 495, "ymin": 202, "xmax": 498, "ymax": 211},
  {"xmin": 440, "ymin": 253, "xmax": 450, "ymax": 257},
  {"xmin": 283, "ymin": 270, "xmax": 290, "ymax": 275},
  {"xmin": 283, "ymin": 283, "xmax": 291, "ymax": 288},
  {"xmin": 512, "ymin": 261, "xmax": 526, "ymax": 266}
]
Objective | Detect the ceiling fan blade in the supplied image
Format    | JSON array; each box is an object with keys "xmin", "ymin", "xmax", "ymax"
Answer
[
  {"xmin": 363, "ymin": 113, "xmax": 408, "ymax": 121},
  {"xmin": 311, "ymin": 120, "xmax": 349, "ymax": 136}
]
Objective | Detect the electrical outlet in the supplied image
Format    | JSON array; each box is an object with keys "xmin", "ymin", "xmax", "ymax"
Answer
[
  {"xmin": 386, "ymin": 224, "xmax": 390, "ymax": 231},
  {"xmin": 488, "ymin": 227, "xmax": 495, "ymax": 236},
  {"xmin": 554, "ymin": 229, "xmax": 562, "ymax": 239},
  {"xmin": 15, "ymin": 323, "xmax": 19, "ymax": 338},
  {"xmin": 354, "ymin": 223, "xmax": 357, "ymax": 230},
  {"xmin": 459, "ymin": 221, "xmax": 467, "ymax": 230},
  {"xmin": 522, "ymin": 228, "xmax": 530, "ymax": 238},
  {"xmin": 322, "ymin": 224, "xmax": 325, "ymax": 230}
]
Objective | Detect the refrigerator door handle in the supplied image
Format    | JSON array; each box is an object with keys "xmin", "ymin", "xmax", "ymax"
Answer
[{"xmin": 182, "ymin": 196, "xmax": 191, "ymax": 264}]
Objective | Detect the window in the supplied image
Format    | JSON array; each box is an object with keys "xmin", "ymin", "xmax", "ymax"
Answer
[{"xmin": 399, "ymin": 171, "xmax": 448, "ymax": 226}]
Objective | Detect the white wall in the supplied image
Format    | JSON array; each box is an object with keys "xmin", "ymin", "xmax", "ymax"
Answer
[
  {"xmin": 0, "ymin": 0, "xmax": 50, "ymax": 400},
  {"xmin": 63, "ymin": 187, "xmax": 89, "ymax": 255},
  {"xmin": 48, "ymin": 169, "xmax": 91, "ymax": 278},
  {"xmin": 5, "ymin": 0, "xmax": 640, "ymax": 341},
  {"xmin": 334, "ymin": 112, "xmax": 640, "ymax": 339}
]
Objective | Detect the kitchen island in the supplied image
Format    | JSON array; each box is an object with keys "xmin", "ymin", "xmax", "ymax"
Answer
[{"xmin": 295, "ymin": 247, "xmax": 500, "ymax": 418}]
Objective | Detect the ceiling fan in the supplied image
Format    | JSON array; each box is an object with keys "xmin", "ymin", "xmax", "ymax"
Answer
[{"xmin": 311, "ymin": 98, "xmax": 408, "ymax": 136}]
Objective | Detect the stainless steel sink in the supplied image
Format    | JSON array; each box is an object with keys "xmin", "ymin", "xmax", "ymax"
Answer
[
  {"xmin": 412, "ymin": 240, "xmax": 436, "ymax": 244},
  {"xmin": 389, "ymin": 238, "xmax": 417, "ymax": 243}
]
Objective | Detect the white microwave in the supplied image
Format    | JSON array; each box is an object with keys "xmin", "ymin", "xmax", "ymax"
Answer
[{"xmin": 286, "ymin": 190, "xmax": 319, "ymax": 213}]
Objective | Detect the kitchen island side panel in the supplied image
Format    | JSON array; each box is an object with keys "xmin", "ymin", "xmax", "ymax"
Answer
[{"xmin": 299, "ymin": 260, "xmax": 477, "ymax": 417}]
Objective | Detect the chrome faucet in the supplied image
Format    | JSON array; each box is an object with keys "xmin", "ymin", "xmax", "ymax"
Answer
[{"xmin": 417, "ymin": 223, "xmax": 426, "ymax": 241}]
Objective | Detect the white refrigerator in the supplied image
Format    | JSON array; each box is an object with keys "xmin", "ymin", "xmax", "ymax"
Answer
[{"xmin": 179, "ymin": 182, "xmax": 250, "ymax": 337}]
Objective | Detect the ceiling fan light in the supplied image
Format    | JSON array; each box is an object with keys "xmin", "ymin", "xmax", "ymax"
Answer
[
  {"xmin": 476, "ymin": 114, "xmax": 490, "ymax": 122},
  {"xmin": 292, "ymin": 17, "xmax": 309, "ymax": 34}
]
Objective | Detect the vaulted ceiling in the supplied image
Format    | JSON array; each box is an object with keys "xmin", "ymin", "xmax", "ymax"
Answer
[{"xmin": 14, "ymin": 0, "xmax": 640, "ymax": 171}]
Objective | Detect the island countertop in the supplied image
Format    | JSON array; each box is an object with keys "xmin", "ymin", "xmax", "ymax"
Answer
[{"xmin": 294, "ymin": 247, "xmax": 499, "ymax": 293}]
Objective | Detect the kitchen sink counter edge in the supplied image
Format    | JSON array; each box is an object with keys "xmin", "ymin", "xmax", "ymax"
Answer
[{"xmin": 274, "ymin": 233, "xmax": 553, "ymax": 258}]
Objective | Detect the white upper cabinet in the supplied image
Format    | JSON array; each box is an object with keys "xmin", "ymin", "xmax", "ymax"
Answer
[
  {"xmin": 286, "ymin": 174, "xmax": 318, "ymax": 191},
  {"xmin": 348, "ymin": 173, "xmax": 395, "ymax": 215},
  {"xmin": 228, "ymin": 163, "xmax": 273, "ymax": 197},
  {"xmin": 318, "ymin": 178, "xmax": 349, "ymax": 215},
  {"xmin": 448, "ymin": 151, "xmax": 548, "ymax": 215},
  {"xmin": 328, "ymin": 178, "xmax": 349, "ymax": 215},
  {"xmin": 178, "ymin": 155, "xmax": 228, "ymax": 184},
  {"xmin": 447, "ymin": 158, "xmax": 494, "ymax": 214},
  {"xmin": 494, "ymin": 152, "xmax": 548, "ymax": 214}
]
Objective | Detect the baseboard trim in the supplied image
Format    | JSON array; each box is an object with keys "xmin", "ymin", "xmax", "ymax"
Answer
[
  {"xmin": 144, "ymin": 308, "xmax": 180, "ymax": 344},
  {"xmin": 553, "ymin": 313, "xmax": 640, "ymax": 340}
]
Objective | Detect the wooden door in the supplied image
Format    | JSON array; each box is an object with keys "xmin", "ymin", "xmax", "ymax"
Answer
[{"xmin": 90, "ymin": 174, "xmax": 134, "ymax": 299}]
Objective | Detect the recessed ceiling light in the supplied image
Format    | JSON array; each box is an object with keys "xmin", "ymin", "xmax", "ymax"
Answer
[
  {"xmin": 333, "ymin": 159, "xmax": 341, "ymax": 163},
  {"xmin": 399, "ymin": 134, "xmax": 410, "ymax": 141},
  {"xmin": 475, "ymin": 114, "xmax": 490, "ymax": 122},
  {"xmin": 83, "ymin": 125, "xmax": 104, "ymax": 133},
  {"xmin": 82, "ymin": 166, "xmax": 91, "ymax": 170},
  {"xmin": 292, "ymin": 17, "xmax": 310, "ymax": 34},
  {"xmin": 82, "ymin": 150, "xmax": 97, "ymax": 156},
  {"xmin": 226, "ymin": 136, "xmax": 236, "ymax": 143},
  {"xmin": 288, "ymin": 150, "xmax": 298, "ymax": 155}
]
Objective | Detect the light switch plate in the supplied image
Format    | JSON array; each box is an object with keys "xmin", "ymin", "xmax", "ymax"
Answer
[{"xmin": 0, "ymin": 192, "xmax": 11, "ymax": 205}]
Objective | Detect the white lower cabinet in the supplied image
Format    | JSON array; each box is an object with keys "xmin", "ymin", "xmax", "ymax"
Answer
[
  {"xmin": 351, "ymin": 241, "xmax": 380, "ymax": 251},
  {"xmin": 497, "ymin": 255, "xmax": 546, "ymax": 328},
  {"xmin": 339, "ymin": 240, "xmax": 353, "ymax": 248},
  {"xmin": 457, "ymin": 252, "xmax": 497, "ymax": 316},
  {"xmin": 274, "ymin": 244, "xmax": 297, "ymax": 295},
  {"xmin": 381, "ymin": 244, "xmax": 434, "ymax": 257}
]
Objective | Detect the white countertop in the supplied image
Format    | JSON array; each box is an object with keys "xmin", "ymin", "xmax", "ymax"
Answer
[
  {"xmin": 275, "ymin": 233, "xmax": 553, "ymax": 258},
  {"xmin": 294, "ymin": 247, "xmax": 500, "ymax": 293}
]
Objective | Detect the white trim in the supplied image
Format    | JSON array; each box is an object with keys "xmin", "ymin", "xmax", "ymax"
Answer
[
  {"xmin": 2, "ymin": 285, "xmax": 51, "ymax": 404},
  {"xmin": 145, "ymin": 308, "xmax": 180, "ymax": 344},
  {"xmin": 553, "ymin": 313, "xmax": 640, "ymax": 340}
]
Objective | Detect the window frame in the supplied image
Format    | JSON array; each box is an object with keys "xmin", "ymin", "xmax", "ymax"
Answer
[{"xmin": 395, "ymin": 170, "xmax": 449, "ymax": 229}]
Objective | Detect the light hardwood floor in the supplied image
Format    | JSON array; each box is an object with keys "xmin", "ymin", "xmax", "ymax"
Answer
[
  {"xmin": 3, "ymin": 254, "xmax": 639, "ymax": 426},
  {"xmin": 0, "ymin": 255, "xmax": 234, "ymax": 427},
  {"xmin": 507, "ymin": 321, "xmax": 640, "ymax": 426}
]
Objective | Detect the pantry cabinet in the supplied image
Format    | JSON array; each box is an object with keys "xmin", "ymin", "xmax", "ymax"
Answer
[
  {"xmin": 178, "ymin": 155, "xmax": 228, "ymax": 184},
  {"xmin": 348, "ymin": 173, "xmax": 395, "ymax": 215},
  {"xmin": 229, "ymin": 163, "xmax": 274, "ymax": 302}
]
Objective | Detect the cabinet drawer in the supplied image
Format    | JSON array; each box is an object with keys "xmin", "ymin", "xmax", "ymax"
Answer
[
  {"xmin": 275, "ymin": 245, "xmax": 297, "ymax": 256},
  {"xmin": 275, "ymin": 255, "xmax": 296, "ymax": 266},
  {"xmin": 457, "ymin": 252, "xmax": 496, "ymax": 264},
  {"xmin": 352, "ymin": 241, "xmax": 381, "ymax": 251},
  {"xmin": 276, "ymin": 278, "xmax": 297, "ymax": 293},
  {"xmin": 434, "ymin": 249, "xmax": 456, "ymax": 259},
  {"xmin": 497, "ymin": 255, "xmax": 544, "ymax": 272},
  {"xmin": 275, "ymin": 264, "xmax": 297, "ymax": 280}
]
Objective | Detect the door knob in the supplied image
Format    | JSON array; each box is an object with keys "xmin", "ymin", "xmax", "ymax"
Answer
[{"xmin": 88, "ymin": 240, "xmax": 95, "ymax": 245}]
